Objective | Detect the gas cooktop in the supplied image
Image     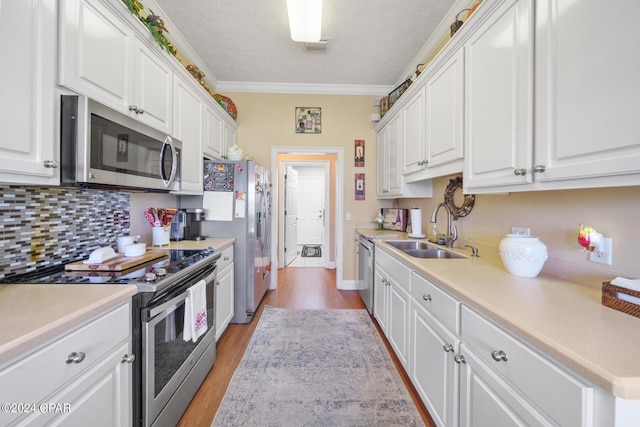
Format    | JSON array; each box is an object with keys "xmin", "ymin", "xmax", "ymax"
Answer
[{"xmin": 0, "ymin": 248, "xmax": 219, "ymax": 292}]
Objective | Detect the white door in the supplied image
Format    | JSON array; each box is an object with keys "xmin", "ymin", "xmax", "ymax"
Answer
[
  {"xmin": 284, "ymin": 166, "xmax": 298, "ymax": 266},
  {"xmin": 296, "ymin": 170, "xmax": 324, "ymax": 245}
]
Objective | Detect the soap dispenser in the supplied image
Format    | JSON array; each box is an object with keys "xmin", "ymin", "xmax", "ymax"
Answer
[{"xmin": 428, "ymin": 224, "xmax": 439, "ymax": 243}]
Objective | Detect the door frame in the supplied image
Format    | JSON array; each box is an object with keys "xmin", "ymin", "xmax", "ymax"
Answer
[{"xmin": 270, "ymin": 146, "xmax": 344, "ymax": 290}]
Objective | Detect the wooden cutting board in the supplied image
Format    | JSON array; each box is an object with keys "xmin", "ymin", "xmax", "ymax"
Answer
[{"xmin": 64, "ymin": 250, "xmax": 167, "ymax": 271}]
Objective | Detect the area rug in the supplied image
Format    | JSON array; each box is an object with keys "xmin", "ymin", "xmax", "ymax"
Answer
[
  {"xmin": 212, "ymin": 306, "xmax": 424, "ymax": 427},
  {"xmin": 301, "ymin": 245, "xmax": 322, "ymax": 257}
]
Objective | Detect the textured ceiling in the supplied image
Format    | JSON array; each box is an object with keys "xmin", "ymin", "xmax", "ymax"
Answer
[{"xmin": 152, "ymin": 0, "xmax": 458, "ymax": 93}]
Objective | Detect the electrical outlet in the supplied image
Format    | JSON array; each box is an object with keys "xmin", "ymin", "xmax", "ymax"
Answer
[
  {"xmin": 511, "ymin": 226, "xmax": 530, "ymax": 236},
  {"xmin": 373, "ymin": 98, "xmax": 381, "ymax": 106},
  {"xmin": 589, "ymin": 237, "xmax": 613, "ymax": 265}
]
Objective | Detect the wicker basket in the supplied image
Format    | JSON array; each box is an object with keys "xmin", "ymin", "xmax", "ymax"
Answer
[{"xmin": 602, "ymin": 282, "xmax": 640, "ymax": 319}]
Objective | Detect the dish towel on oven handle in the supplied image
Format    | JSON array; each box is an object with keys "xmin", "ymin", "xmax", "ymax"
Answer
[{"xmin": 183, "ymin": 279, "xmax": 208, "ymax": 343}]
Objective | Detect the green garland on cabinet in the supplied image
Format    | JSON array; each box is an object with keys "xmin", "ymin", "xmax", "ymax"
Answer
[{"xmin": 121, "ymin": 0, "xmax": 178, "ymax": 56}]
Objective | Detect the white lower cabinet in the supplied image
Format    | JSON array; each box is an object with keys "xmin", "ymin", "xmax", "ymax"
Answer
[
  {"xmin": 374, "ymin": 248, "xmax": 411, "ymax": 369},
  {"xmin": 369, "ymin": 256, "xmax": 619, "ymax": 427},
  {"xmin": 0, "ymin": 302, "xmax": 133, "ymax": 426},
  {"xmin": 411, "ymin": 299, "xmax": 459, "ymax": 427},
  {"xmin": 215, "ymin": 245, "xmax": 235, "ymax": 341}
]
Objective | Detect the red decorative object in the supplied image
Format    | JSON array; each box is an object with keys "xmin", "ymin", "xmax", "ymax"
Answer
[{"xmin": 213, "ymin": 94, "xmax": 238, "ymax": 120}]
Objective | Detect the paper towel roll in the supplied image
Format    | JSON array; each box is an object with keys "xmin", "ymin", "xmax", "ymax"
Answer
[{"xmin": 410, "ymin": 209, "xmax": 423, "ymax": 237}]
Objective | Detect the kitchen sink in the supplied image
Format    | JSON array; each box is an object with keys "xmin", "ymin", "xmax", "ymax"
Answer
[
  {"xmin": 386, "ymin": 240, "xmax": 436, "ymax": 251},
  {"xmin": 385, "ymin": 241, "xmax": 465, "ymax": 259}
]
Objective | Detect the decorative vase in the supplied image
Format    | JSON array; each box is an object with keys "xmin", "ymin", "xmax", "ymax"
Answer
[
  {"xmin": 227, "ymin": 144, "xmax": 243, "ymax": 160},
  {"xmin": 499, "ymin": 234, "xmax": 548, "ymax": 278}
]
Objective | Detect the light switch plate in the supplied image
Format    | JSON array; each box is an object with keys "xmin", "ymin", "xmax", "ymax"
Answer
[
  {"xmin": 589, "ymin": 237, "xmax": 612, "ymax": 265},
  {"xmin": 345, "ymin": 212, "xmax": 351, "ymax": 221}
]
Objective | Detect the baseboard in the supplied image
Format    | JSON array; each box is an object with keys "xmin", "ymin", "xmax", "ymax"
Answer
[
  {"xmin": 339, "ymin": 279, "xmax": 358, "ymax": 290},
  {"xmin": 325, "ymin": 261, "xmax": 336, "ymax": 269}
]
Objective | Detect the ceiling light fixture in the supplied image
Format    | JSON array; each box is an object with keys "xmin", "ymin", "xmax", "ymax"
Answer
[{"xmin": 286, "ymin": 0, "xmax": 322, "ymax": 43}]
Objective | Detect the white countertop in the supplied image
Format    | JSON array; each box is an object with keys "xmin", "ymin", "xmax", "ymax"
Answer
[
  {"xmin": 0, "ymin": 237, "xmax": 235, "ymax": 366},
  {"xmin": 357, "ymin": 229, "xmax": 640, "ymax": 400}
]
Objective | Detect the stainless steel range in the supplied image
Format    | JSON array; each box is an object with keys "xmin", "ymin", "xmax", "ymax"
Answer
[{"xmin": 1, "ymin": 248, "xmax": 221, "ymax": 427}]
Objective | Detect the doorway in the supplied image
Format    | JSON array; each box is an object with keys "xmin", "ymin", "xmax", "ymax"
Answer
[
  {"xmin": 282, "ymin": 162, "xmax": 330, "ymax": 268},
  {"xmin": 270, "ymin": 146, "xmax": 344, "ymax": 290}
]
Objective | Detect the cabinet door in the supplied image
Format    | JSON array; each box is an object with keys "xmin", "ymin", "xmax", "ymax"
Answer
[
  {"xmin": 216, "ymin": 263, "xmax": 235, "ymax": 341},
  {"xmin": 133, "ymin": 38, "xmax": 173, "ymax": 133},
  {"xmin": 458, "ymin": 344, "xmax": 551, "ymax": 427},
  {"xmin": 59, "ymin": 0, "xmax": 132, "ymax": 111},
  {"xmin": 535, "ymin": 0, "xmax": 640, "ymax": 184},
  {"xmin": 463, "ymin": 0, "xmax": 534, "ymax": 190},
  {"xmin": 376, "ymin": 129, "xmax": 388, "ymax": 197},
  {"xmin": 203, "ymin": 104, "xmax": 224, "ymax": 159},
  {"xmin": 373, "ymin": 266, "xmax": 388, "ymax": 333},
  {"xmin": 411, "ymin": 302, "xmax": 458, "ymax": 427},
  {"xmin": 388, "ymin": 277, "xmax": 411, "ymax": 369},
  {"xmin": 223, "ymin": 122, "xmax": 237, "ymax": 157},
  {"xmin": 426, "ymin": 49, "xmax": 464, "ymax": 171},
  {"xmin": 173, "ymin": 78, "xmax": 204, "ymax": 194},
  {"xmin": 386, "ymin": 113, "xmax": 404, "ymax": 196},
  {"xmin": 402, "ymin": 87, "xmax": 427, "ymax": 175},
  {"xmin": 0, "ymin": 0, "xmax": 58, "ymax": 185}
]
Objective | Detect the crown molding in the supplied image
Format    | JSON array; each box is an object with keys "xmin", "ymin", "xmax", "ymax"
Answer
[{"xmin": 215, "ymin": 81, "xmax": 394, "ymax": 96}]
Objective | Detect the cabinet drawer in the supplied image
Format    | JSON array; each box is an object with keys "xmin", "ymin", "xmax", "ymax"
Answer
[
  {"xmin": 411, "ymin": 272, "xmax": 459, "ymax": 334},
  {"xmin": 0, "ymin": 303, "xmax": 130, "ymax": 412},
  {"xmin": 375, "ymin": 248, "xmax": 411, "ymax": 292},
  {"xmin": 461, "ymin": 305, "xmax": 594, "ymax": 427},
  {"xmin": 217, "ymin": 245, "xmax": 234, "ymax": 271}
]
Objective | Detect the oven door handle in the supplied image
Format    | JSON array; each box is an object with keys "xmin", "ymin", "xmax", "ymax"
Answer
[{"xmin": 147, "ymin": 291, "xmax": 188, "ymax": 320}]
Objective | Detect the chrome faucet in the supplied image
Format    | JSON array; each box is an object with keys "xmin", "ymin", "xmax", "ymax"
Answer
[{"xmin": 430, "ymin": 203, "xmax": 457, "ymax": 248}]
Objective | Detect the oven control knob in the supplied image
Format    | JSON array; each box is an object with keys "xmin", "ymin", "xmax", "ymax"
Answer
[
  {"xmin": 154, "ymin": 268, "xmax": 167, "ymax": 277},
  {"xmin": 144, "ymin": 272, "xmax": 157, "ymax": 282}
]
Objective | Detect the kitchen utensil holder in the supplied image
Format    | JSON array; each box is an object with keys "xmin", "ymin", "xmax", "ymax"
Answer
[
  {"xmin": 152, "ymin": 226, "xmax": 170, "ymax": 246},
  {"xmin": 602, "ymin": 282, "xmax": 640, "ymax": 319}
]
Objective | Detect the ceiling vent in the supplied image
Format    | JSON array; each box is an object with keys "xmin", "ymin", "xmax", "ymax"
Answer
[{"xmin": 303, "ymin": 39, "xmax": 330, "ymax": 53}]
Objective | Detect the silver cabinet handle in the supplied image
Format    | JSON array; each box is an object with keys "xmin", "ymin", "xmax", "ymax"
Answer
[
  {"xmin": 491, "ymin": 350, "xmax": 508, "ymax": 362},
  {"xmin": 513, "ymin": 168, "xmax": 527, "ymax": 176},
  {"xmin": 532, "ymin": 164, "xmax": 546, "ymax": 173},
  {"xmin": 423, "ymin": 294, "xmax": 432, "ymax": 301},
  {"xmin": 443, "ymin": 344, "xmax": 454, "ymax": 353},
  {"xmin": 128, "ymin": 105, "xmax": 144, "ymax": 114},
  {"xmin": 453, "ymin": 354, "xmax": 466, "ymax": 364},
  {"xmin": 43, "ymin": 160, "xmax": 59, "ymax": 168},
  {"xmin": 223, "ymin": 256, "xmax": 230, "ymax": 261},
  {"xmin": 121, "ymin": 353, "xmax": 136, "ymax": 364},
  {"xmin": 66, "ymin": 352, "xmax": 86, "ymax": 364}
]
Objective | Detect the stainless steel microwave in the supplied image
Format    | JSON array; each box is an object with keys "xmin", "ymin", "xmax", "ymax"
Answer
[{"xmin": 60, "ymin": 95, "xmax": 181, "ymax": 192}]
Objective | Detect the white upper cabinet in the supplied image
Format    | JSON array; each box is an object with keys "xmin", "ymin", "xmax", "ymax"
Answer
[
  {"xmin": 463, "ymin": 0, "xmax": 640, "ymax": 193},
  {"xmin": 173, "ymin": 79, "xmax": 204, "ymax": 195},
  {"xmin": 59, "ymin": 0, "xmax": 132, "ymax": 109},
  {"xmin": 463, "ymin": 0, "xmax": 535, "ymax": 191},
  {"xmin": 0, "ymin": 0, "xmax": 59, "ymax": 185},
  {"xmin": 402, "ymin": 87, "xmax": 427, "ymax": 176},
  {"xmin": 534, "ymin": 0, "xmax": 640, "ymax": 187},
  {"xmin": 133, "ymin": 38, "xmax": 173, "ymax": 133},
  {"xmin": 204, "ymin": 103, "xmax": 237, "ymax": 160},
  {"xmin": 59, "ymin": 0, "xmax": 173, "ymax": 133},
  {"xmin": 425, "ymin": 49, "xmax": 464, "ymax": 173}
]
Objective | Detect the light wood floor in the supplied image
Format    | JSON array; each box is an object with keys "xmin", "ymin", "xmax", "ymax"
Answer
[{"xmin": 178, "ymin": 267, "xmax": 436, "ymax": 426}]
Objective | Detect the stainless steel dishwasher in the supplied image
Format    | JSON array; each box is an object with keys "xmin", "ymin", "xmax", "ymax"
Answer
[{"xmin": 357, "ymin": 235, "xmax": 374, "ymax": 314}]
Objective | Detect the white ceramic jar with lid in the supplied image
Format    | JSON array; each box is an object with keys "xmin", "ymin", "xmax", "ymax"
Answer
[{"xmin": 499, "ymin": 234, "xmax": 548, "ymax": 278}]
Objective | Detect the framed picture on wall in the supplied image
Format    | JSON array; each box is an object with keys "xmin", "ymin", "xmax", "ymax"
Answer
[
  {"xmin": 295, "ymin": 107, "xmax": 321, "ymax": 134},
  {"xmin": 355, "ymin": 173, "xmax": 365, "ymax": 200},
  {"xmin": 354, "ymin": 140, "xmax": 365, "ymax": 167}
]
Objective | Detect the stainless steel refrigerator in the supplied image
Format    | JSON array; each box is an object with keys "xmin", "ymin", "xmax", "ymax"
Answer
[{"xmin": 183, "ymin": 160, "xmax": 271, "ymax": 323}]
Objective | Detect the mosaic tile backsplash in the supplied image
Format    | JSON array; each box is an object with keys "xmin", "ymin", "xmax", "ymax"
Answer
[{"xmin": 0, "ymin": 186, "xmax": 130, "ymax": 280}]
